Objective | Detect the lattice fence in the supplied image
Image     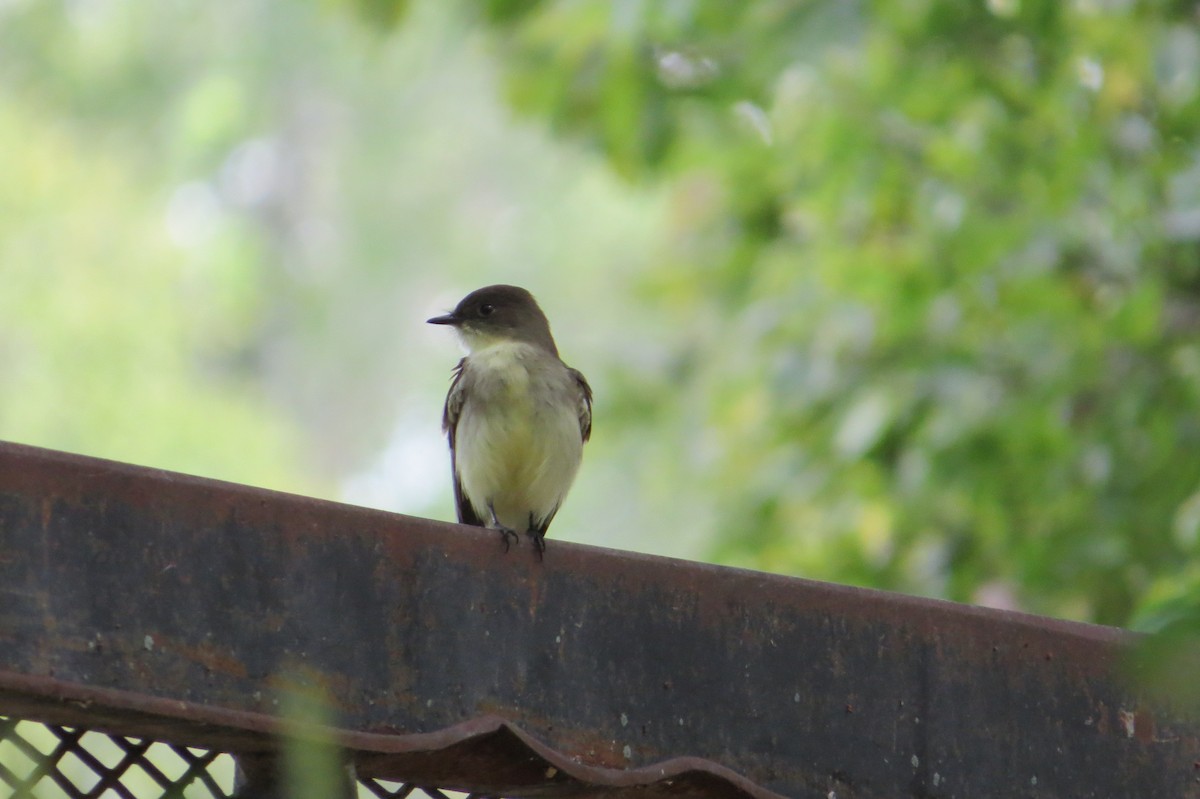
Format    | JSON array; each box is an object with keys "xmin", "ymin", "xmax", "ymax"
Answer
[{"xmin": 0, "ymin": 717, "xmax": 480, "ymax": 799}]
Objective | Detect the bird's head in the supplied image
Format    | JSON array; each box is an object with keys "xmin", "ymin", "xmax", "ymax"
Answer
[{"xmin": 427, "ymin": 284, "xmax": 558, "ymax": 355}]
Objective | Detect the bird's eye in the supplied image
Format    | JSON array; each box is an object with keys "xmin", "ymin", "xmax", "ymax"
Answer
[{"xmin": 479, "ymin": 304, "xmax": 495, "ymax": 316}]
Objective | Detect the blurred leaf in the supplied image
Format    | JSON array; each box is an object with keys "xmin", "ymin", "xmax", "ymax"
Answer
[{"xmin": 353, "ymin": 0, "xmax": 410, "ymax": 29}]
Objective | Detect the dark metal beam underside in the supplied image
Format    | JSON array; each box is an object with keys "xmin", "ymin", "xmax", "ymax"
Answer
[{"xmin": 0, "ymin": 442, "xmax": 1197, "ymax": 798}]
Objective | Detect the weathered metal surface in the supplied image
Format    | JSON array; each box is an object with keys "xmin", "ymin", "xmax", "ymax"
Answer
[{"xmin": 0, "ymin": 441, "xmax": 1198, "ymax": 798}]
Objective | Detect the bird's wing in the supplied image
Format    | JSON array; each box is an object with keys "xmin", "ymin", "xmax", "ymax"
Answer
[
  {"xmin": 570, "ymin": 367, "xmax": 593, "ymax": 443},
  {"xmin": 443, "ymin": 358, "xmax": 485, "ymax": 527},
  {"xmin": 532, "ymin": 367, "xmax": 593, "ymax": 537}
]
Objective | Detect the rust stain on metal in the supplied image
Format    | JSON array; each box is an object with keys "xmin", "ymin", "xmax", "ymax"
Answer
[{"xmin": 157, "ymin": 638, "xmax": 251, "ymax": 680}]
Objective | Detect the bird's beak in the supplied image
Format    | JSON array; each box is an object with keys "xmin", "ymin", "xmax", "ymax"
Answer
[{"xmin": 426, "ymin": 312, "xmax": 459, "ymax": 326}]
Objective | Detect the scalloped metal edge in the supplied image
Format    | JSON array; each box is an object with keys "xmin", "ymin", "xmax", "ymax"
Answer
[{"xmin": 0, "ymin": 671, "xmax": 790, "ymax": 799}]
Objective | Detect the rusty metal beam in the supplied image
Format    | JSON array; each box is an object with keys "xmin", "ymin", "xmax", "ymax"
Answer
[{"xmin": 0, "ymin": 441, "xmax": 1198, "ymax": 798}]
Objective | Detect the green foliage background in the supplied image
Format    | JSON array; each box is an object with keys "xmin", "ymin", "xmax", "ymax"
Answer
[
  {"xmin": 468, "ymin": 0, "xmax": 1200, "ymax": 629},
  {"xmin": 4, "ymin": 0, "xmax": 1200, "ymax": 632}
]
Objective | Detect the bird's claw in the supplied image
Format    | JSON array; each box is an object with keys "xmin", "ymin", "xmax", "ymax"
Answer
[
  {"xmin": 488, "ymin": 501, "xmax": 520, "ymax": 553},
  {"xmin": 525, "ymin": 529, "xmax": 546, "ymax": 561},
  {"xmin": 497, "ymin": 526, "xmax": 519, "ymax": 553}
]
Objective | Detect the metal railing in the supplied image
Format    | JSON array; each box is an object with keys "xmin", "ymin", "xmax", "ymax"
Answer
[{"xmin": 1, "ymin": 441, "xmax": 1197, "ymax": 798}]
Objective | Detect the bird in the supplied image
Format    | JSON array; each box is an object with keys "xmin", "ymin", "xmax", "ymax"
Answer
[{"xmin": 428, "ymin": 285, "xmax": 592, "ymax": 557}]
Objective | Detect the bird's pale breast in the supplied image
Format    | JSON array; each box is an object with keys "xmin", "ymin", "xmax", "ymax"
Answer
[{"xmin": 454, "ymin": 342, "xmax": 584, "ymax": 530}]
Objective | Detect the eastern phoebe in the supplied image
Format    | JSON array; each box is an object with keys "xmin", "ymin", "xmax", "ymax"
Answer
[{"xmin": 428, "ymin": 285, "xmax": 593, "ymax": 557}]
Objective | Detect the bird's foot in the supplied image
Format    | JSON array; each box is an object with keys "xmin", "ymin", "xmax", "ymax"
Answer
[
  {"xmin": 496, "ymin": 526, "xmax": 519, "ymax": 553},
  {"xmin": 526, "ymin": 513, "xmax": 546, "ymax": 561},
  {"xmin": 525, "ymin": 530, "xmax": 546, "ymax": 561},
  {"xmin": 488, "ymin": 501, "xmax": 519, "ymax": 553}
]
